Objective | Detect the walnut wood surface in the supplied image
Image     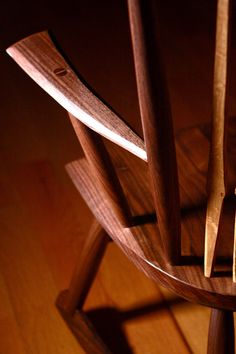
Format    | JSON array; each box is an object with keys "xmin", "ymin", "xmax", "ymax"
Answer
[
  {"xmin": 5, "ymin": 1, "xmax": 236, "ymax": 353},
  {"xmin": 204, "ymin": 0, "xmax": 231, "ymax": 278},
  {"xmin": 59, "ymin": 219, "xmax": 109, "ymax": 315},
  {"xmin": 128, "ymin": 0, "xmax": 181, "ymax": 264},
  {"xmin": 69, "ymin": 113, "xmax": 132, "ymax": 226},
  {"xmin": 56, "ymin": 220, "xmax": 112, "ymax": 353},
  {"xmin": 207, "ymin": 308, "xmax": 234, "ymax": 354},
  {"xmin": 233, "ymin": 209, "xmax": 236, "ymax": 282},
  {"xmin": 66, "ymin": 123, "xmax": 236, "ymax": 310},
  {"xmin": 6, "ymin": 31, "xmax": 146, "ymax": 162},
  {"xmin": 5, "ymin": 7, "xmax": 236, "ymax": 354}
]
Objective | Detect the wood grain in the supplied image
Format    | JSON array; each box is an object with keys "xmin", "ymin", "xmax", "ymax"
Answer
[
  {"xmin": 66, "ymin": 123, "xmax": 236, "ymax": 310},
  {"xmin": 4, "ymin": 0, "xmax": 236, "ymax": 352},
  {"xmin": 204, "ymin": 0, "xmax": 231, "ymax": 277},
  {"xmin": 127, "ymin": 0, "xmax": 181, "ymax": 264},
  {"xmin": 57, "ymin": 291, "xmax": 112, "ymax": 354},
  {"xmin": 6, "ymin": 31, "xmax": 147, "ymax": 162},
  {"xmin": 207, "ymin": 308, "xmax": 234, "ymax": 354},
  {"xmin": 0, "ymin": 272, "xmax": 26, "ymax": 354},
  {"xmin": 233, "ymin": 194, "xmax": 236, "ymax": 282},
  {"xmin": 0, "ymin": 165, "xmax": 81, "ymax": 354},
  {"xmin": 0, "ymin": 156, "xmax": 199, "ymax": 354},
  {"xmin": 57, "ymin": 219, "xmax": 109, "ymax": 315},
  {"xmin": 92, "ymin": 243, "xmax": 192, "ymax": 354},
  {"xmin": 69, "ymin": 113, "xmax": 132, "ymax": 226}
]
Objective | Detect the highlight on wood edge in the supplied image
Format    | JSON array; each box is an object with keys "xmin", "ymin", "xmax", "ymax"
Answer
[{"xmin": 6, "ymin": 31, "xmax": 147, "ymax": 162}]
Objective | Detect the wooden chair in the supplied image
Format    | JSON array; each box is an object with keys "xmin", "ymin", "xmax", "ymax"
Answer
[{"xmin": 6, "ymin": 0, "xmax": 236, "ymax": 353}]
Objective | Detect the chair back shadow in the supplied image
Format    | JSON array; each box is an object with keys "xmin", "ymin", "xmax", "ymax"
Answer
[{"xmin": 6, "ymin": 0, "xmax": 236, "ymax": 353}]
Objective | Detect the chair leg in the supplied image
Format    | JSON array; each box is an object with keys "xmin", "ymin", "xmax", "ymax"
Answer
[
  {"xmin": 207, "ymin": 308, "xmax": 235, "ymax": 354},
  {"xmin": 56, "ymin": 219, "xmax": 111, "ymax": 354}
]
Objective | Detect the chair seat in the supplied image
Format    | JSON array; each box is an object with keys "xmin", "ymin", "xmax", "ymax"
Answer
[{"xmin": 66, "ymin": 121, "xmax": 236, "ymax": 310}]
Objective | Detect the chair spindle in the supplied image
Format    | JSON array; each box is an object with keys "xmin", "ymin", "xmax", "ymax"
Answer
[
  {"xmin": 128, "ymin": 0, "xmax": 181, "ymax": 264},
  {"xmin": 69, "ymin": 113, "xmax": 133, "ymax": 227},
  {"xmin": 204, "ymin": 0, "xmax": 231, "ymax": 277}
]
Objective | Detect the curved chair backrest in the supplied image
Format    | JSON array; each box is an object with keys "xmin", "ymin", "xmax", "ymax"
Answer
[{"xmin": 6, "ymin": 0, "xmax": 233, "ymax": 279}]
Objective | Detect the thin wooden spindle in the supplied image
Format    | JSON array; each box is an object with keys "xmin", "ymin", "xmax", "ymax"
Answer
[
  {"xmin": 69, "ymin": 112, "xmax": 133, "ymax": 227},
  {"xmin": 207, "ymin": 308, "xmax": 234, "ymax": 354},
  {"xmin": 204, "ymin": 0, "xmax": 231, "ymax": 277},
  {"xmin": 127, "ymin": 0, "xmax": 181, "ymax": 264}
]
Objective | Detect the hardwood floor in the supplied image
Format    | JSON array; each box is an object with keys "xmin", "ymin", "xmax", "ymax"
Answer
[
  {"xmin": 0, "ymin": 152, "xmax": 210, "ymax": 353},
  {"xmin": 1, "ymin": 0, "xmax": 236, "ymax": 353}
]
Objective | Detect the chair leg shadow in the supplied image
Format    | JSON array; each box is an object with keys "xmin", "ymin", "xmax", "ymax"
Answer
[
  {"xmin": 56, "ymin": 289, "xmax": 190, "ymax": 354},
  {"xmin": 86, "ymin": 308, "xmax": 133, "ymax": 354}
]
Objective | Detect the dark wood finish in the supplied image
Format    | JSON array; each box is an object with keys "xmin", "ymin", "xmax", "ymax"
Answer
[
  {"xmin": 127, "ymin": 0, "xmax": 181, "ymax": 264},
  {"xmin": 6, "ymin": 31, "xmax": 146, "ymax": 162},
  {"xmin": 57, "ymin": 291, "xmax": 111, "ymax": 354},
  {"xmin": 207, "ymin": 308, "xmax": 234, "ymax": 354},
  {"xmin": 6, "ymin": 2, "xmax": 236, "ymax": 352},
  {"xmin": 66, "ymin": 123, "xmax": 236, "ymax": 311},
  {"xmin": 69, "ymin": 113, "xmax": 132, "ymax": 227},
  {"xmin": 56, "ymin": 220, "xmax": 111, "ymax": 353},
  {"xmin": 58, "ymin": 219, "xmax": 109, "ymax": 314},
  {"xmin": 234, "ymin": 210, "xmax": 236, "ymax": 282},
  {"xmin": 205, "ymin": 0, "xmax": 232, "ymax": 278}
]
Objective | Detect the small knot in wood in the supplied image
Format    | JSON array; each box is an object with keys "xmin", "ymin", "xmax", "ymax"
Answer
[{"xmin": 53, "ymin": 67, "xmax": 67, "ymax": 76}]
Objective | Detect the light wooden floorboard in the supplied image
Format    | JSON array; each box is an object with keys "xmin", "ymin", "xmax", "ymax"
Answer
[
  {"xmin": 0, "ymin": 149, "xmax": 209, "ymax": 354},
  {"xmin": 0, "ymin": 163, "xmax": 83, "ymax": 354}
]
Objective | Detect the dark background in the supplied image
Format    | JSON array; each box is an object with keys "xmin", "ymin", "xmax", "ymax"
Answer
[{"xmin": 2, "ymin": 0, "xmax": 235, "ymax": 170}]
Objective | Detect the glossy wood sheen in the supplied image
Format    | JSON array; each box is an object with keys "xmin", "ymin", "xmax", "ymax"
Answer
[
  {"xmin": 204, "ymin": 0, "xmax": 231, "ymax": 278},
  {"xmin": 6, "ymin": 31, "xmax": 147, "ymax": 162},
  {"xmin": 128, "ymin": 0, "xmax": 181, "ymax": 264},
  {"xmin": 207, "ymin": 309, "xmax": 234, "ymax": 354},
  {"xmin": 66, "ymin": 124, "xmax": 236, "ymax": 310},
  {"xmin": 69, "ymin": 113, "xmax": 132, "ymax": 226}
]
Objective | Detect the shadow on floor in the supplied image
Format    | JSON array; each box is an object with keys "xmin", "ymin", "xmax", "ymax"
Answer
[{"xmin": 85, "ymin": 295, "xmax": 190, "ymax": 354}]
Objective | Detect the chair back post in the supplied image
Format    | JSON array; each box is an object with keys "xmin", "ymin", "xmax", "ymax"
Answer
[
  {"xmin": 69, "ymin": 113, "xmax": 133, "ymax": 227},
  {"xmin": 128, "ymin": 0, "xmax": 181, "ymax": 264}
]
